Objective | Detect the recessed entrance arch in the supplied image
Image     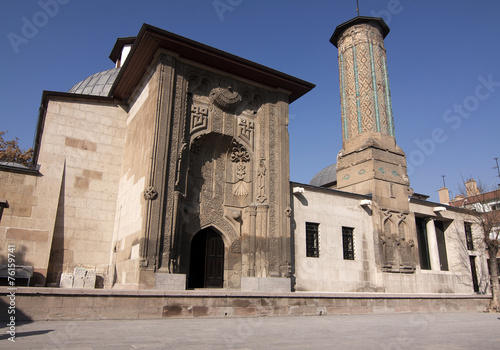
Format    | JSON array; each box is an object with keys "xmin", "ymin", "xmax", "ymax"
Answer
[{"xmin": 188, "ymin": 227, "xmax": 224, "ymax": 288}]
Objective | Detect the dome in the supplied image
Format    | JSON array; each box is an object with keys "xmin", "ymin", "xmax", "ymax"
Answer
[
  {"xmin": 68, "ymin": 67, "xmax": 120, "ymax": 97},
  {"xmin": 309, "ymin": 163, "xmax": 337, "ymax": 187}
]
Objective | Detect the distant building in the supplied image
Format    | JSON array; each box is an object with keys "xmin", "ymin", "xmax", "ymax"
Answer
[
  {"xmin": 0, "ymin": 17, "xmax": 489, "ymax": 295},
  {"xmin": 445, "ymin": 179, "xmax": 500, "ymax": 285}
]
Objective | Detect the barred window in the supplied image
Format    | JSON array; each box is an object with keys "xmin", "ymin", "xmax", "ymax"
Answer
[
  {"xmin": 342, "ymin": 227, "xmax": 354, "ymax": 260},
  {"xmin": 465, "ymin": 222, "xmax": 474, "ymax": 251},
  {"xmin": 306, "ymin": 222, "xmax": 319, "ymax": 257}
]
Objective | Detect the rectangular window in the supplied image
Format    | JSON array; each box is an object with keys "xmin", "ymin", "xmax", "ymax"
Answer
[
  {"xmin": 470, "ymin": 256, "xmax": 479, "ymax": 293},
  {"xmin": 415, "ymin": 217, "xmax": 431, "ymax": 270},
  {"xmin": 464, "ymin": 222, "xmax": 474, "ymax": 250},
  {"xmin": 0, "ymin": 199, "xmax": 8, "ymax": 223},
  {"xmin": 342, "ymin": 227, "xmax": 354, "ymax": 260},
  {"xmin": 306, "ymin": 222, "xmax": 319, "ymax": 257},
  {"xmin": 434, "ymin": 221, "xmax": 449, "ymax": 271}
]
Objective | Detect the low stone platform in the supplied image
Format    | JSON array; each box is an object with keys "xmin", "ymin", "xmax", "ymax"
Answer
[{"xmin": 0, "ymin": 287, "xmax": 490, "ymax": 321}]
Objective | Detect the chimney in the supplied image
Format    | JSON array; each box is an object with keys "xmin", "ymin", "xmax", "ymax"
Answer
[
  {"xmin": 438, "ymin": 187, "xmax": 450, "ymax": 204},
  {"xmin": 110, "ymin": 37, "xmax": 136, "ymax": 68},
  {"xmin": 116, "ymin": 44, "xmax": 132, "ymax": 68},
  {"xmin": 465, "ymin": 179, "xmax": 479, "ymax": 197}
]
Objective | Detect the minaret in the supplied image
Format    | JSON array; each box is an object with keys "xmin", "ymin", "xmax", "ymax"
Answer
[{"xmin": 330, "ymin": 16, "xmax": 412, "ymax": 210}]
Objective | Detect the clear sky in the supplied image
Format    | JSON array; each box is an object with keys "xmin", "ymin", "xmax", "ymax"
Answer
[{"xmin": 1, "ymin": 0, "xmax": 499, "ymax": 202}]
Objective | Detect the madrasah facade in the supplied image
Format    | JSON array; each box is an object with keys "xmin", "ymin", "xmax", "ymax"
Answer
[{"xmin": 0, "ymin": 16, "xmax": 490, "ymax": 296}]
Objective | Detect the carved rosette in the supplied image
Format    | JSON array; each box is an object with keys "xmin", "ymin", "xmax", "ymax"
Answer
[
  {"xmin": 143, "ymin": 186, "xmax": 158, "ymax": 200},
  {"xmin": 209, "ymin": 86, "xmax": 242, "ymax": 111}
]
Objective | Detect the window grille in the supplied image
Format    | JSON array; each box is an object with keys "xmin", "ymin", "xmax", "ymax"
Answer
[
  {"xmin": 342, "ymin": 227, "xmax": 354, "ymax": 260},
  {"xmin": 306, "ymin": 222, "xmax": 319, "ymax": 258}
]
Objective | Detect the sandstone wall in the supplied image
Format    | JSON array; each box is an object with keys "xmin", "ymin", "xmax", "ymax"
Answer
[
  {"xmin": 0, "ymin": 167, "xmax": 62, "ymax": 286},
  {"xmin": 40, "ymin": 98, "xmax": 126, "ymax": 286},
  {"xmin": 111, "ymin": 64, "xmax": 159, "ymax": 289}
]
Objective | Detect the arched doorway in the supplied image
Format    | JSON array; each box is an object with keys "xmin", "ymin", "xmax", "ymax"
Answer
[{"xmin": 188, "ymin": 228, "xmax": 224, "ymax": 288}]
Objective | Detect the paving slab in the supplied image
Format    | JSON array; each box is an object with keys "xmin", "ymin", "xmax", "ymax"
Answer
[{"xmin": 1, "ymin": 312, "xmax": 499, "ymax": 349}]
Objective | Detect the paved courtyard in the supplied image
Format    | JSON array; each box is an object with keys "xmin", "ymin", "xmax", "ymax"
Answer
[{"xmin": 1, "ymin": 312, "xmax": 499, "ymax": 349}]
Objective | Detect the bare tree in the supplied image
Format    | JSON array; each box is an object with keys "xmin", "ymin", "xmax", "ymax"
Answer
[
  {"xmin": 0, "ymin": 130, "xmax": 34, "ymax": 167},
  {"xmin": 452, "ymin": 179, "xmax": 500, "ymax": 312}
]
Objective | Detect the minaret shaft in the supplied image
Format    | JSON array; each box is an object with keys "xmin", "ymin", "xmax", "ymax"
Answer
[
  {"xmin": 330, "ymin": 17, "xmax": 411, "ymax": 210},
  {"xmin": 337, "ymin": 22, "xmax": 395, "ymax": 150}
]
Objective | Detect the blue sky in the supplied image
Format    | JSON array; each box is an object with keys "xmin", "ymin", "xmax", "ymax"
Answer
[{"xmin": 1, "ymin": 0, "xmax": 499, "ymax": 202}]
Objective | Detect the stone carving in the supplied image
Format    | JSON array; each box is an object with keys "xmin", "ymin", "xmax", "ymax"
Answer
[
  {"xmin": 84, "ymin": 269, "xmax": 96, "ymax": 288},
  {"xmin": 238, "ymin": 116, "xmax": 254, "ymax": 149},
  {"xmin": 73, "ymin": 267, "xmax": 86, "ymax": 288},
  {"xmin": 398, "ymin": 237, "xmax": 415, "ymax": 272},
  {"xmin": 209, "ymin": 86, "xmax": 242, "ymax": 111},
  {"xmin": 337, "ymin": 23, "xmax": 395, "ymax": 141},
  {"xmin": 190, "ymin": 105, "xmax": 209, "ymax": 133},
  {"xmin": 381, "ymin": 234, "xmax": 396, "ymax": 270},
  {"xmin": 231, "ymin": 142, "xmax": 250, "ymax": 202},
  {"xmin": 143, "ymin": 186, "xmax": 158, "ymax": 200},
  {"xmin": 257, "ymin": 159, "xmax": 267, "ymax": 203},
  {"xmin": 380, "ymin": 212, "xmax": 415, "ymax": 273},
  {"xmin": 285, "ymin": 206, "xmax": 292, "ymax": 218},
  {"xmin": 59, "ymin": 268, "xmax": 96, "ymax": 288},
  {"xmin": 59, "ymin": 272, "xmax": 74, "ymax": 288},
  {"xmin": 188, "ymin": 73, "xmax": 212, "ymax": 98}
]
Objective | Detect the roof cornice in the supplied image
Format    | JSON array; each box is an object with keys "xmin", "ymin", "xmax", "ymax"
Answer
[{"xmin": 109, "ymin": 23, "xmax": 315, "ymax": 103}]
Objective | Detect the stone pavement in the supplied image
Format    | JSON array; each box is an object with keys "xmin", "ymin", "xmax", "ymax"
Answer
[{"xmin": 1, "ymin": 312, "xmax": 499, "ymax": 349}]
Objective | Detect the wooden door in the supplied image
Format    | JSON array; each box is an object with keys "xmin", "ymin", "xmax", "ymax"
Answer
[{"xmin": 205, "ymin": 230, "xmax": 224, "ymax": 288}]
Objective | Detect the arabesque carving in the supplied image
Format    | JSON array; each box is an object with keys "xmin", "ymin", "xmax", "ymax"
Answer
[
  {"xmin": 209, "ymin": 86, "xmax": 242, "ymax": 111},
  {"xmin": 231, "ymin": 141, "xmax": 250, "ymax": 203},
  {"xmin": 190, "ymin": 105, "xmax": 209, "ymax": 134}
]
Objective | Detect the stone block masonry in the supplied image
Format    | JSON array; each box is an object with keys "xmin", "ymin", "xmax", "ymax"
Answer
[{"xmin": 0, "ymin": 287, "xmax": 490, "ymax": 321}]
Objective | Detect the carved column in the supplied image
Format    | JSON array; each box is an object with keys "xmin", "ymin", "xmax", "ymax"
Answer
[
  {"xmin": 248, "ymin": 205, "xmax": 257, "ymax": 277},
  {"xmin": 255, "ymin": 205, "xmax": 269, "ymax": 277},
  {"xmin": 425, "ymin": 219, "xmax": 441, "ymax": 271},
  {"xmin": 141, "ymin": 54, "xmax": 177, "ymax": 271}
]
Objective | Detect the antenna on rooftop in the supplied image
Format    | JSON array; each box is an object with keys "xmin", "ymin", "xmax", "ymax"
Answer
[
  {"xmin": 494, "ymin": 157, "xmax": 500, "ymax": 187},
  {"xmin": 356, "ymin": 0, "xmax": 360, "ymax": 16},
  {"xmin": 441, "ymin": 175, "xmax": 446, "ymax": 188}
]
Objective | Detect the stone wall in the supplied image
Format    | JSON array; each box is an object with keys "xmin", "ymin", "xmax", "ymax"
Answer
[
  {"xmin": 292, "ymin": 184, "xmax": 377, "ymax": 292},
  {"xmin": 111, "ymin": 61, "xmax": 159, "ymax": 289},
  {"xmin": 0, "ymin": 168, "xmax": 61, "ymax": 286},
  {"xmin": 0, "ymin": 287, "xmax": 489, "ymax": 321},
  {"xmin": 292, "ymin": 184, "xmax": 490, "ymax": 294},
  {"xmin": 40, "ymin": 97, "xmax": 125, "ymax": 286}
]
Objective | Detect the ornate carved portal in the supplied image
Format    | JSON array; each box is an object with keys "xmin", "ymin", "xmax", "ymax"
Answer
[
  {"xmin": 380, "ymin": 210, "xmax": 415, "ymax": 273},
  {"xmin": 145, "ymin": 68, "xmax": 291, "ymax": 288}
]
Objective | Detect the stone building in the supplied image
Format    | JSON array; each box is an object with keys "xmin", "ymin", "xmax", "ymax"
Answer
[{"xmin": 0, "ymin": 17, "xmax": 489, "ymax": 295}]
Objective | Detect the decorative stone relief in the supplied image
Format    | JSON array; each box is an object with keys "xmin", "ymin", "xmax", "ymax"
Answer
[
  {"xmin": 398, "ymin": 237, "xmax": 415, "ymax": 272},
  {"xmin": 143, "ymin": 186, "xmax": 158, "ymax": 200},
  {"xmin": 231, "ymin": 141, "xmax": 250, "ymax": 204},
  {"xmin": 190, "ymin": 105, "xmax": 209, "ymax": 134},
  {"xmin": 238, "ymin": 116, "xmax": 254, "ymax": 149},
  {"xmin": 256, "ymin": 159, "xmax": 267, "ymax": 203},
  {"xmin": 380, "ymin": 211, "xmax": 415, "ymax": 273},
  {"xmin": 209, "ymin": 86, "xmax": 242, "ymax": 111}
]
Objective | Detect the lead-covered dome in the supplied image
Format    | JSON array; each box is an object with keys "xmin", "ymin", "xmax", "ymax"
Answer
[
  {"xmin": 309, "ymin": 163, "xmax": 337, "ymax": 188},
  {"xmin": 68, "ymin": 67, "xmax": 120, "ymax": 97}
]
